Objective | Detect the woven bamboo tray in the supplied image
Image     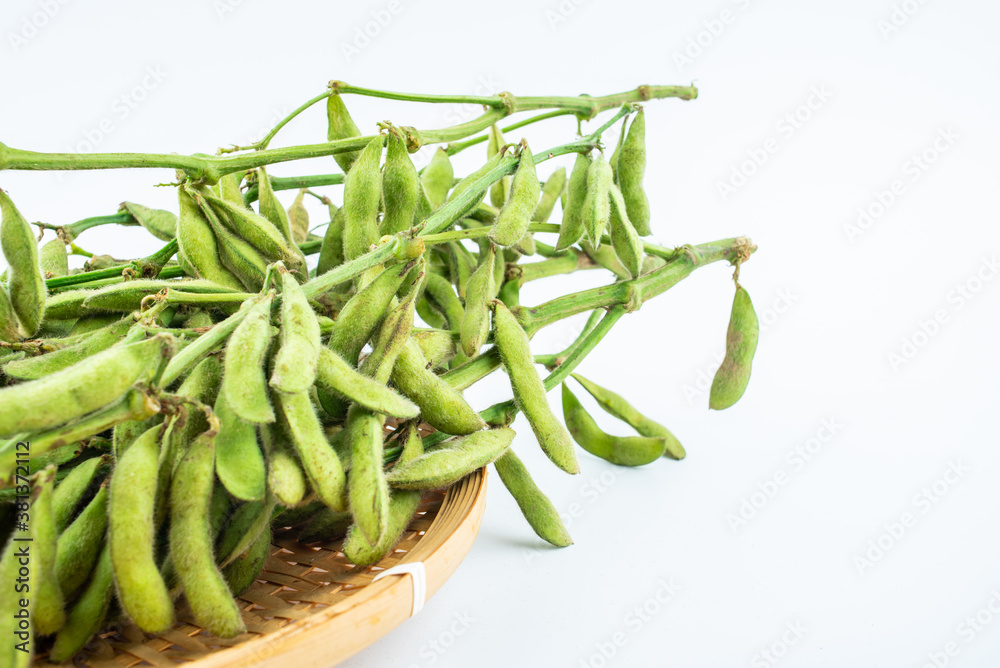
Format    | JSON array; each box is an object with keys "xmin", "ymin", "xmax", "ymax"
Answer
[{"xmin": 36, "ymin": 468, "xmax": 488, "ymax": 668}]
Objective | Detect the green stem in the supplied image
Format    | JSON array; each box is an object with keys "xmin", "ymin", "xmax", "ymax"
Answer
[
  {"xmin": 243, "ymin": 173, "xmax": 345, "ymax": 205},
  {"xmin": 534, "ymin": 309, "xmax": 605, "ymax": 369},
  {"xmin": 226, "ymin": 90, "xmax": 330, "ymax": 153},
  {"xmin": 45, "ymin": 239, "xmax": 178, "ymax": 290},
  {"xmin": 300, "ymin": 236, "xmax": 400, "ymax": 299},
  {"xmin": 446, "ymin": 110, "xmax": 575, "ymax": 155}
]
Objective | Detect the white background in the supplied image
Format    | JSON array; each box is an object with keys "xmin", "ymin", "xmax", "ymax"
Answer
[{"xmin": 3, "ymin": 0, "xmax": 1000, "ymax": 666}]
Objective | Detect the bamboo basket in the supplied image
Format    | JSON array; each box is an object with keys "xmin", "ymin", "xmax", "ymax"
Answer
[{"xmin": 35, "ymin": 468, "xmax": 488, "ymax": 668}]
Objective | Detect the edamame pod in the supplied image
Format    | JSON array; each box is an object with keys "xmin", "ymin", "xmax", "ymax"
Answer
[
  {"xmin": 80, "ymin": 278, "xmax": 239, "ymax": 314},
  {"xmin": 489, "ymin": 144, "xmax": 540, "ymax": 247},
  {"xmin": 205, "ymin": 191, "xmax": 301, "ymax": 267},
  {"xmin": 223, "ymin": 292, "xmax": 276, "ymax": 423},
  {"xmin": 288, "ymin": 189, "xmax": 310, "ymax": 244},
  {"xmin": 317, "ymin": 205, "xmax": 346, "ymax": 277},
  {"xmin": 0, "ymin": 513, "xmax": 35, "ymax": 667},
  {"xmin": 581, "ymin": 154, "xmax": 613, "ymax": 248},
  {"xmin": 271, "ymin": 268, "xmax": 321, "ymax": 394},
  {"xmin": 316, "ymin": 346, "xmax": 419, "ymax": 418},
  {"xmin": 216, "ymin": 496, "xmax": 276, "ymax": 567},
  {"xmin": 170, "ymin": 431, "xmax": 246, "ymax": 638},
  {"xmin": 387, "ymin": 426, "xmax": 515, "ymax": 489},
  {"xmin": 214, "ymin": 390, "xmax": 266, "ymax": 502},
  {"xmin": 421, "ymin": 148, "xmax": 454, "ymax": 210},
  {"xmin": 493, "ymin": 449, "xmax": 572, "ymax": 547},
  {"xmin": 177, "ymin": 187, "xmax": 244, "ymax": 291},
  {"xmin": 52, "ymin": 454, "xmax": 107, "ymax": 530},
  {"xmin": 412, "ymin": 329, "xmax": 458, "ymax": 370},
  {"xmin": 608, "ymin": 184, "xmax": 644, "ymax": 279},
  {"xmin": 257, "ymin": 166, "xmax": 298, "ymax": 248},
  {"xmin": 222, "ymin": 524, "xmax": 270, "ymax": 596},
  {"xmin": 614, "ymin": 109, "xmax": 650, "ymax": 236},
  {"xmin": 561, "ymin": 383, "xmax": 666, "ymax": 466},
  {"xmin": 532, "ymin": 166, "xmax": 568, "ymax": 225},
  {"xmin": 346, "ymin": 405, "xmax": 389, "ymax": 544},
  {"xmin": 39, "ymin": 238, "xmax": 69, "ymax": 278},
  {"xmin": 327, "ymin": 91, "xmax": 362, "ymax": 172},
  {"xmin": 0, "ymin": 188, "xmax": 46, "ymax": 336},
  {"xmin": 49, "ymin": 545, "xmax": 112, "ymax": 663},
  {"xmin": 0, "ymin": 285, "xmax": 20, "ymax": 341},
  {"xmin": 487, "ymin": 124, "xmax": 511, "ymax": 210},
  {"xmin": 381, "ymin": 131, "xmax": 420, "ymax": 235},
  {"xmin": 56, "ymin": 483, "xmax": 108, "ymax": 598},
  {"xmin": 262, "ymin": 423, "xmax": 307, "ymax": 507},
  {"xmin": 33, "ymin": 467, "xmax": 65, "ymax": 636},
  {"xmin": 344, "ymin": 488, "xmax": 421, "ymax": 566},
  {"xmin": 298, "ymin": 509, "xmax": 352, "ymax": 544},
  {"xmin": 3, "ymin": 317, "xmax": 132, "ymax": 380},
  {"xmin": 555, "ymin": 153, "xmax": 592, "ymax": 251},
  {"xmin": 460, "ymin": 244, "xmax": 496, "ymax": 357},
  {"xmin": 109, "ymin": 425, "xmax": 174, "ymax": 632},
  {"xmin": 327, "ymin": 262, "xmax": 410, "ymax": 365},
  {"xmin": 423, "ymin": 265, "xmax": 466, "ymax": 330},
  {"xmin": 491, "ymin": 300, "xmax": 578, "ymax": 474},
  {"xmin": 709, "ymin": 284, "xmax": 759, "ymax": 410},
  {"xmin": 120, "ymin": 201, "xmax": 178, "ymax": 241},
  {"xmin": 275, "ymin": 390, "xmax": 347, "ymax": 511},
  {"xmin": 572, "ymin": 373, "xmax": 685, "ymax": 459},
  {"xmin": 219, "ymin": 172, "xmax": 244, "ymax": 207},
  {"xmin": 343, "ymin": 136, "xmax": 383, "ymax": 261},
  {"xmin": 359, "ymin": 281, "xmax": 418, "ymax": 385}
]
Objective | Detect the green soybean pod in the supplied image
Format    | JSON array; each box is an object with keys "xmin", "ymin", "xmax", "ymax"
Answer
[
  {"xmin": 608, "ymin": 184, "xmax": 644, "ymax": 279},
  {"xmin": 287, "ymin": 189, "xmax": 310, "ymax": 244},
  {"xmin": 491, "ymin": 300, "xmax": 579, "ymax": 475},
  {"xmin": 446, "ymin": 241, "xmax": 476, "ymax": 299},
  {"xmin": 3, "ymin": 317, "xmax": 133, "ymax": 381},
  {"xmin": 317, "ymin": 205, "xmax": 346, "ymax": 277},
  {"xmin": 176, "ymin": 187, "xmax": 244, "ymax": 291},
  {"xmin": 555, "ymin": 153, "xmax": 591, "ymax": 251},
  {"xmin": 216, "ymin": 496, "xmax": 276, "ymax": 568},
  {"xmin": 460, "ymin": 244, "xmax": 496, "ymax": 358},
  {"xmin": 487, "ymin": 124, "xmax": 511, "ymax": 210},
  {"xmin": 0, "ymin": 335, "xmax": 169, "ymax": 439},
  {"xmin": 55, "ymin": 482, "xmax": 108, "ymax": 598},
  {"xmin": 39, "ymin": 288, "xmax": 93, "ymax": 321},
  {"xmin": 581, "ymin": 154, "xmax": 613, "ymax": 249},
  {"xmin": 49, "ymin": 544, "xmax": 112, "ymax": 663},
  {"xmin": 344, "ymin": 488, "xmax": 422, "ymax": 567},
  {"xmin": 359, "ymin": 282, "xmax": 418, "ymax": 385},
  {"xmin": 381, "ymin": 131, "xmax": 420, "ymax": 235},
  {"xmin": 327, "ymin": 91, "xmax": 363, "ymax": 173},
  {"xmin": 196, "ymin": 190, "xmax": 270, "ymax": 291},
  {"xmin": 412, "ymin": 329, "xmax": 458, "ymax": 370},
  {"xmin": 298, "ymin": 509, "xmax": 353, "ymax": 544},
  {"xmin": 343, "ymin": 135, "xmax": 383, "ymax": 261},
  {"xmin": 222, "ymin": 524, "xmax": 270, "ymax": 596},
  {"xmin": 615, "ymin": 109, "xmax": 650, "ymax": 236},
  {"xmin": 422, "ymin": 271, "xmax": 465, "ymax": 330},
  {"xmin": 223, "ymin": 292, "xmax": 276, "ymax": 424},
  {"xmin": 532, "ymin": 166, "xmax": 568, "ymax": 225},
  {"xmin": 52, "ymin": 454, "xmax": 107, "ymax": 530},
  {"xmin": 446, "ymin": 153, "xmax": 506, "ymax": 221},
  {"xmin": 390, "ymin": 339, "xmax": 486, "ymax": 435},
  {"xmin": 489, "ymin": 144, "xmax": 540, "ymax": 248},
  {"xmin": 262, "ymin": 423, "xmax": 307, "ymax": 507},
  {"xmin": 561, "ymin": 383, "xmax": 666, "ymax": 466},
  {"xmin": 493, "ymin": 449, "xmax": 572, "ymax": 547},
  {"xmin": 316, "ymin": 347, "xmax": 419, "ymax": 419},
  {"xmin": 327, "ymin": 262, "xmax": 410, "ymax": 365},
  {"xmin": 271, "ymin": 269, "xmax": 321, "ymax": 394},
  {"xmin": 0, "ymin": 188, "xmax": 46, "ymax": 336},
  {"xmin": 120, "ymin": 201, "xmax": 178, "ymax": 241},
  {"xmin": 109, "ymin": 425, "xmax": 174, "ymax": 633},
  {"xmin": 170, "ymin": 431, "xmax": 246, "ymax": 638},
  {"xmin": 387, "ymin": 427, "xmax": 515, "ymax": 490},
  {"xmin": 257, "ymin": 167, "xmax": 298, "ymax": 248},
  {"xmin": 214, "ymin": 390, "xmax": 266, "ymax": 502},
  {"xmin": 32, "ymin": 467, "xmax": 64, "ymax": 636},
  {"xmin": 80, "ymin": 278, "xmax": 240, "ymax": 314},
  {"xmin": 275, "ymin": 390, "xmax": 347, "ymax": 511},
  {"xmin": 218, "ymin": 172, "xmax": 245, "ymax": 208},
  {"xmin": 709, "ymin": 284, "xmax": 759, "ymax": 410},
  {"xmin": 39, "ymin": 238, "xmax": 69, "ymax": 278},
  {"xmin": 572, "ymin": 374, "xmax": 685, "ymax": 460},
  {"xmin": 0, "ymin": 285, "xmax": 21, "ymax": 341},
  {"xmin": 205, "ymin": 191, "xmax": 299, "ymax": 267},
  {"xmin": 345, "ymin": 405, "xmax": 389, "ymax": 544},
  {"xmin": 421, "ymin": 147, "xmax": 454, "ymax": 210}
]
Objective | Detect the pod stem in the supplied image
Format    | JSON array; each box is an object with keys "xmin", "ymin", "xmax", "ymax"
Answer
[{"xmin": 45, "ymin": 239, "xmax": 180, "ymax": 291}]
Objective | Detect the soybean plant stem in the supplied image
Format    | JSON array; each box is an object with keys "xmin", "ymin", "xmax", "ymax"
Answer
[
  {"xmin": 45, "ymin": 239, "xmax": 180, "ymax": 291},
  {"xmin": 221, "ymin": 90, "xmax": 331, "ymax": 153}
]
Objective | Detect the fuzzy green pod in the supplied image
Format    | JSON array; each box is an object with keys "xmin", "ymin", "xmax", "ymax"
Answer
[
  {"xmin": 460, "ymin": 244, "xmax": 496, "ymax": 358},
  {"xmin": 257, "ymin": 167, "xmax": 299, "ymax": 250},
  {"xmin": 39, "ymin": 237, "xmax": 69, "ymax": 278},
  {"xmin": 572, "ymin": 374, "xmax": 685, "ymax": 459},
  {"xmin": 170, "ymin": 431, "xmax": 246, "ymax": 638},
  {"xmin": 344, "ymin": 488, "xmax": 421, "ymax": 566},
  {"xmin": 421, "ymin": 271, "xmax": 465, "ymax": 330},
  {"xmin": 276, "ymin": 390, "xmax": 347, "ymax": 511},
  {"xmin": 489, "ymin": 144, "xmax": 540, "ymax": 247},
  {"xmin": 421, "ymin": 147, "xmax": 454, "ymax": 210},
  {"xmin": 532, "ymin": 166, "xmax": 568, "ymax": 224},
  {"xmin": 387, "ymin": 427, "xmax": 515, "ymax": 490},
  {"xmin": 0, "ymin": 335, "xmax": 170, "ymax": 439},
  {"xmin": 55, "ymin": 482, "xmax": 108, "ymax": 598},
  {"xmin": 447, "ymin": 153, "xmax": 506, "ymax": 221},
  {"xmin": 168, "ymin": 355, "xmax": 223, "ymax": 449},
  {"xmin": 298, "ymin": 509, "xmax": 353, "ymax": 544},
  {"xmin": 31, "ymin": 467, "xmax": 64, "ymax": 636},
  {"xmin": 343, "ymin": 136, "xmax": 384, "ymax": 261},
  {"xmin": 52, "ymin": 454, "xmax": 107, "ymax": 530},
  {"xmin": 80, "ymin": 278, "xmax": 239, "ymax": 314},
  {"xmin": 223, "ymin": 293, "xmax": 276, "ymax": 423},
  {"xmin": 197, "ymin": 191, "xmax": 270, "ymax": 291},
  {"xmin": 327, "ymin": 91, "xmax": 363, "ymax": 173},
  {"xmin": 205, "ymin": 190, "xmax": 301, "ymax": 267},
  {"xmin": 709, "ymin": 285, "xmax": 759, "ymax": 410},
  {"xmin": 608, "ymin": 184, "xmax": 644, "ymax": 279},
  {"xmin": 446, "ymin": 241, "xmax": 477, "ymax": 299},
  {"xmin": 317, "ymin": 205, "xmax": 346, "ymax": 277},
  {"xmin": 327, "ymin": 262, "xmax": 411, "ymax": 365},
  {"xmin": 41, "ymin": 289, "xmax": 94, "ymax": 321},
  {"xmin": 0, "ymin": 188, "xmax": 46, "ymax": 336},
  {"xmin": 218, "ymin": 172, "xmax": 245, "ymax": 207},
  {"xmin": 222, "ymin": 524, "xmax": 270, "ymax": 596},
  {"xmin": 262, "ymin": 423, "xmax": 308, "ymax": 507},
  {"xmin": 581, "ymin": 154, "xmax": 614, "ymax": 249},
  {"xmin": 488, "ymin": 124, "xmax": 511, "ymax": 210},
  {"xmin": 216, "ymin": 496, "xmax": 275, "ymax": 567},
  {"xmin": 214, "ymin": 390, "xmax": 266, "ymax": 502},
  {"xmin": 412, "ymin": 329, "xmax": 458, "ymax": 370},
  {"xmin": 615, "ymin": 109, "xmax": 650, "ymax": 236},
  {"xmin": 493, "ymin": 449, "xmax": 572, "ymax": 547},
  {"xmin": 381, "ymin": 131, "xmax": 420, "ymax": 235},
  {"xmin": 3, "ymin": 317, "xmax": 133, "ymax": 380},
  {"xmin": 561, "ymin": 383, "xmax": 666, "ymax": 466},
  {"xmin": 288, "ymin": 189, "xmax": 310, "ymax": 244},
  {"xmin": 176, "ymin": 187, "xmax": 244, "ymax": 291},
  {"xmin": 556, "ymin": 153, "xmax": 592, "ymax": 251},
  {"xmin": 0, "ymin": 285, "xmax": 20, "ymax": 341},
  {"xmin": 316, "ymin": 346, "xmax": 419, "ymax": 419},
  {"xmin": 49, "ymin": 544, "xmax": 113, "ymax": 663},
  {"xmin": 491, "ymin": 300, "xmax": 579, "ymax": 474},
  {"xmin": 120, "ymin": 201, "xmax": 178, "ymax": 241},
  {"xmin": 271, "ymin": 269, "xmax": 321, "ymax": 394},
  {"xmin": 359, "ymin": 280, "xmax": 418, "ymax": 385},
  {"xmin": 390, "ymin": 339, "xmax": 487, "ymax": 435},
  {"xmin": 109, "ymin": 425, "xmax": 174, "ymax": 633},
  {"xmin": 345, "ymin": 405, "xmax": 389, "ymax": 544}
]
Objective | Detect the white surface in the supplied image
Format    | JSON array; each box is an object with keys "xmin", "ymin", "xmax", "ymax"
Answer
[{"xmin": 3, "ymin": 0, "xmax": 999, "ymax": 666}]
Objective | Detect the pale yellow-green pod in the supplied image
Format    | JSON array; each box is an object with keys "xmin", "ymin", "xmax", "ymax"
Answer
[
  {"xmin": 0, "ymin": 285, "xmax": 21, "ymax": 342},
  {"xmin": 176, "ymin": 187, "xmax": 244, "ymax": 291},
  {"xmin": 49, "ymin": 544, "xmax": 113, "ymax": 663},
  {"xmin": 317, "ymin": 204, "xmax": 346, "ymax": 277},
  {"xmin": 387, "ymin": 427, "xmax": 515, "ymax": 490},
  {"xmin": 222, "ymin": 524, "xmax": 271, "ymax": 596},
  {"xmin": 562, "ymin": 383, "xmax": 666, "ymax": 466},
  {"xmin": 615, "ymin": 109, "xmax": 651, "ymax": 236},
  {"xmin": 460, "ymin": 244, "xmax": 496, "ymax": 358},
  {"xmin": 262, "ymin": 422, "xmax": 308, "ymax": 507},
  {"xmin": 33, "ymin": 467, "xmax": 65, "ymax": 636},
  {"xmin": 709, "ymin": 284, "xmax": 759, "ymax": 410},
  {"xmin": 327, "ymin": 91, "xmax": 363, "ymax": 173},
  {"xmin": 218, "ymin": 172, "xmax": 245, "ymax": 208},
  {"xmin": 493, "ymin": 449, "xmax": 572, "ymax": 547},
  {"xmin": 271, "ymin": 268, "xmax": 321, "ymax": 394},
  {"xmin": 421, "ymin": 147, "xmax": 454, "ymax": 210},
  {"xmin": 223, "ymin": 292, "xmax": 276, "ymax": 424},
  {"xmin": 257, "ymin": 166, "xmax": 298, "ymax": 249},
  {"xmin": 316, "ymin": 346, "xmax": 419, "ymax": 419},
  {"xmin": 275, "ymin": 390, "xmax": 347, "ymax": 511},
  {"xmin": 120, "ymin": 201, "xmax": 178, "ymax": 241},
  {"xmin": 381, "ymin": 131, "xmax": 420, "ymax": 235},
  {"xmin": 608, "ymin": 184, "xmax": 644, "ymax": 279},
  {"xmin": 205, "ymin": 190, "xmax": 301, "ymax": 268},
  {"xmin": 0, "ymin": 188, "xmax": 46, "ymax": 336},
  {"xmin": 532, "ymin": 166, "xmax": 568, "ymax": 224},
  {"xmin": 3, "ymin": 317, "xmax": 133, "ymax": 381},
  {"xmin": 214, "ymin": 389, "xmax": 267, "ymax": 502},
  {"xmin": 56, "ymin": 483, "xmax": 109, "ymax": 599},
  {"xmin": 343, "ymin": 488, "xmax": 422, "ymax": 567},
  {"xmin": 412, "ymin": 329, "xmax": 458, "ymax": 370},
  {"xmin": 1, "ymin": 500, "xmax": 37, "ymax": 667},
  {"xmin": 487, "ymin": 124, "xmax": 511, "ymax": 210},
  {"xmin": 288, "ymin": 189, "xmax": 310, "ymax": 244},
  {"xmin": 345, "ymin": 404, "xmax": 389, "ymax": 545},
  {"xmin": 39, "ymin": 237, "xmax": 70, "ymax": 278},
  {"xmin": 581, "ymin": 154, "xmax": 613, "ymax": 249},
  {"xmin": 343, "ymin": 136, "xmax": 383, "ymax": 261},
  {"xmin": 556, "ymin": 153, "xmax": 591, "ymax": 251},
  {"xmin": 489, "ymin": 143, "xmax": 540, "ymax": 248}
]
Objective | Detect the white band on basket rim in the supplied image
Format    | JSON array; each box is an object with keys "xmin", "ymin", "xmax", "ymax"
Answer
[{"xmin": 373, "ymin": 562, "xmax": 427, "ymax": 617}]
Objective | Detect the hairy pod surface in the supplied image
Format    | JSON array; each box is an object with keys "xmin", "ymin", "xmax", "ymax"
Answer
[
  {"xmin": 487, "ymin": 124, "xmax": 511, "ymax": 210},
  {"xmin": 387, "ymin": 427, "xmax": 515, "ymax": 490},
  {"xmin": 316, "ymin": 346, "xmax": 419, "ymax": 419},
  {"xmin": 52, "ymin": 454, "xmax": 107, "ymax": 530},
  {"xmin": 327, "ymin": 92, "xmax": 363, "ymax": 172},
  {"xmin": 489, "ymin": 144, "xmax": 540, "ymax": 247},
  {"xmin": 40, "ymin": 237, "xmax": 70, "ymax": 278},
  {"xmin": 381, "ymin": 131, "xmax": 421, "ymax": 235},
  {"xmin": 421, "ymin": 147, "xmax": 454, "ymax": 210},
  {"xmin": 615, "ymin": 109, "xmax": 651, "ymax": 236},
  {"xmin": 493, "ymin": 449, "xmax": 573, "ymax": 547},
  {"xmin": 0, "ymin": 285, "xmax": 21, "ymax": 341},
  {"xmin": 317, "ymin": 204, "xmax": 346, "ymax": 277},
  {"xmin": 214, "ymin": 390, "xmax": 267, "ymax": 502},
  {"xmin": 608, "ymin": 184, "xmax": 644, "ymax": 279},
  {"xmin": 3, "ymin": 317, "xmax": 132, "ymax": 381},
  {"xmin": 533, "ymin": 166, "xmax": 568, "ymax": 225},
  {"xmin": 561, "ymin": 383, "xmax": 666, "ymax": 466},
  {"xmin": 257, "ymin": 166, "xmax": 298, "ymax": 249},
  {"xmin": 288, "ymin": 189, "xmax": 310, "ymax": 244},
  {"xmin": 32, "ymin": 468, "xmax": 65, "ymax": 635},
  {"xmin": 276, "ymin": 390, "xmax": 347, "ymax": 511},
  {"xmin": 262, "ymin": 423, "xmax": 308, "ymax": 507},
  {"xmin": 49, "ymin": 544, "xmax": 113, "ymax": 663},
  {"xmin": 206, "ymin": 191, "xmax": 300, "ymax": 267},
  {"xmin": 412, "ymin": 329, "xmax": 458, "ymax": 370},
  {"xmin": 581, "ymin": 154, "xmax": 614, "ymax": 249},
  {"xmin": 56, "ymin": 483, "xmax": 108, "ymax": 598},
  {"xmin": 176, "ymin": 187, "xmax": 244, "ymax": 290},
  {"xmin": 344, "ymin": 489, "xmax": 421, "ymax": 566},
  {"xmin": 327, "ymin": 262, "xmax": 410, "ymax": 365},
  {"xmin": 0, "ymin": 188, "xmax": 46, "ymax": 336},
  {"xmin": 460, "ymin": 244, "xmax": 496, "ymax": 358},
  {"xmin": 555, "ymin": 152, "xmax": 591, "ymax": 251},
  {"xmin": 271, "ymin": 270, "xmax": 321, "ymax": 394},
  {"xmin": 709, "ymin": 285, "xmax": 759, "ymax": 410},
  {"xmin": 120, "ymin": 201, "xmax": 178, "ymax": 241},
  {"xmin": 222, "ymin": 524, "xmax": 271, "ymax": 596},
  {"xmin": 345, "ymin": 405, "xmax": 389, "ymax": 545},
  {"xmin": 343, "ymin": 136, "xmax": 384, "ymax": 261},
  {"xmin": 223, "ymin": 293, "xmax": 276, "ymax": 423}
]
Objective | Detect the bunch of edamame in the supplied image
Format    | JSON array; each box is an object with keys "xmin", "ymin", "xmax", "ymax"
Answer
[{"xmin": 0, "ymin": 81, "xmax": 759, "ymax": 664}]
